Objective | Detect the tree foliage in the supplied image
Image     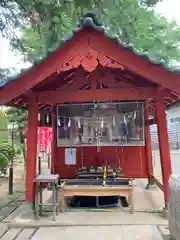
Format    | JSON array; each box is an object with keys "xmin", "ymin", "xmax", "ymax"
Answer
[
  {"xmin": 6, "ymin": 107, "xmax": 27, "ymax": 162},
  {"xmin": 6, "ymin": 107, "xmax": 27, "ymax": 129},
  {"xmin": 0, "ymin": 69, "xmax": 10, "ymax": 82},
  {"xmin": 0, "ymin": 0, "xmax": 180, "ymax": 65},
  {"xmin": 0, "ymin": 109, "xmax": 8, "ymax": 144},
  {"xmin": 0, "ymin": 144, "xmax": 14, "ymax": 175}
]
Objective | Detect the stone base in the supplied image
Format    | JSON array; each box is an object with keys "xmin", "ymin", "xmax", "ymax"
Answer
[
  {"xmin": 161, "ymin": 206, "xmax": 168, "ymax": 219},
  {"xmin": 145, "ymin": 183, "xmax": 156, "ymax": 190},
  {"xmin": 145, "ymin": 178, "xmax": 156, "ymax": 190},
  {"xmin": 17, "ymin": 202, "xmax": 35, "ymax": 220}
]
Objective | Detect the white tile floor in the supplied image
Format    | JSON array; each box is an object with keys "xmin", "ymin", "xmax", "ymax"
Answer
[
  {"xmin": 0, "ymin": 225, "xmax": 168, "ymax": 240},
  {"xmin": 30, "ymin": 226, "xmax": 163, "ymax": 240}
]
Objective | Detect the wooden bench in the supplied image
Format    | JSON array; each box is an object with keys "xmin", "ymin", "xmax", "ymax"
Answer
[{"xmin": 59, "ymin": 180, "xmax": 134, "ymax": 213}]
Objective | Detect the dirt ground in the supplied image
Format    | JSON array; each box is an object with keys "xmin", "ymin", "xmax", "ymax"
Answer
[
  {"xmin": 0, "ymin": 164, "xmax": 25, "ymax": 199},
  {"xmin": 0, "ymin": 159, "xmax": 49, "ymax": 199}
]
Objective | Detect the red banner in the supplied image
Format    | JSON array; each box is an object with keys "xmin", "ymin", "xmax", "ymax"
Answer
[
  {"xmin": 39, "ymin": 127, "xmax": 49, "ymax": 152},
  {"xmin": 24, "ymin": 127, "xmax": 52, "ymax": 153}
]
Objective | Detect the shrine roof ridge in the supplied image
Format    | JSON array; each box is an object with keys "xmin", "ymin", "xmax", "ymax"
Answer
[{"xmin": 1, "ymin": 12, "xmax": 180, "ymax": 88}]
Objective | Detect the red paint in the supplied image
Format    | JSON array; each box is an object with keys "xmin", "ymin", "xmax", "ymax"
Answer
[
  {"xmin": 35, "ymin": 68, "xmax": 154, "ymax": 93},
  {"xmin": 51, "ymin": 106, "xmax": 57, "ymax": 174},
  {"xmin": 37, "ymin": 87, "xmax": 157, "ymax": 105},
  {"xmin": 59, "ymin": 68, "xmax": 85, "ymax": 91},
  {"xmin": 54, "ymin": 146, "xmax": 148, "ymax": 179},
  {"xmin": 156, "ymin": 97, "xmax": 172, "ymax": 204},
  {"xmin": 25, "ymin": 97, "xmax": 38, "ymax": 202}
]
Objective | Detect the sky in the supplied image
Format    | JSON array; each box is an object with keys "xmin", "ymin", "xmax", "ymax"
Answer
[
  {"xmin": 156, "ymin": 0, "xmax": 180, "ymax": 23},
  {"xmin": 0, "ymin": 0, "xmax": 180, "ymax": 71}
]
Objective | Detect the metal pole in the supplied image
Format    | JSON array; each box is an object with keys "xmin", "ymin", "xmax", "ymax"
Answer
[
  {"xmin": 38, "ymin": 156, "xmax": 41, "ymax": 175},
  {"xmin": 9, "ymin": 123, "xmax": 14, "ymax": 195},
  {"xmin": 47, "ymin": 153, "xmax": 50, "ymax": 169}
]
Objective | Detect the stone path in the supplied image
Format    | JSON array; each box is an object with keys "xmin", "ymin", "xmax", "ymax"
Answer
[
  {"xmin": 0, "ymin": 192, "xmax": 24, "ymax": 223},
  {"xmin": 0, "ymin": 193, "xmax": 170, "ymax": 240},
  {"xmin": 0, "ymin": 225, "xmax": 170, "ymax": 240}
]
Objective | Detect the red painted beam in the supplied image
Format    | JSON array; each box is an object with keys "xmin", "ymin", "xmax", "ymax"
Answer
[
  {"xmin": 36, "ymin": 87, "xmax": 157, "ymax": 104},
  {"xmin": 25, "ymin": 97, "xmax": 38, "ymax": 202},
  {"xmin": 156, "ymin": 96, "xmax": 172, "ymax": 205},
  {"xmin": 60, "ymin": 68, "xmax": 87, "ymax": 91}
]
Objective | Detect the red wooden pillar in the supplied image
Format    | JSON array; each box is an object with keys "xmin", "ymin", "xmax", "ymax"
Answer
[
  {"xmin": 144, "ymin": 103, "xmax": 154, "ymax": 186},
  {"xmin": 25, "ymin": 97, "xmax": 38, "ymax": 202},
  {"xmin": 51, "ymin": 105, "xmax": 57, "ymax": 174},
  {"xmin": 155, "ymin": 96, "xmax": 172, "ymax": 207}
]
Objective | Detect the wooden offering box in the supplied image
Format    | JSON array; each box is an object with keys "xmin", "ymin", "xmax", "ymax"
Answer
[{"xmin": 59, "ymin": 179, "xmax": 134, "ymax": 213}]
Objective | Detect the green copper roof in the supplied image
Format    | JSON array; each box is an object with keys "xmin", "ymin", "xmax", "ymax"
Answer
[{"xmin": 1, "ymin": 13, "xmax": 180, "ymax": 88}]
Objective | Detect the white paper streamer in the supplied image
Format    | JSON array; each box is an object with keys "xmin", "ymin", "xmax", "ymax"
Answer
[
  {"xmin": 78, "ymin": 119, "xmax": 81, "ymax": 128},
  {"xmin": 46, "ymin": 114, "xmax": 49, "ymax": 123},
  {"xmin": 113, "ymin": 116, "xmax": 115, "ymax": 126},
  {"xmin": 101, "ymin": 117, "xmax": 104, "ymax": 128},
  {"xmin": 58, "ymin": 118, "xmax": 61, "ymax": 126},
  {"xmin": 68, "ymin": 118, "xmax": 71, "ymax": 127}
]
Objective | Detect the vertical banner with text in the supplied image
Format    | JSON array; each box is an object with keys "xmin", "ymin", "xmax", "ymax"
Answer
[{"xmin": 39, "ymin": 127, "xmax": 49, "ymax": 152}]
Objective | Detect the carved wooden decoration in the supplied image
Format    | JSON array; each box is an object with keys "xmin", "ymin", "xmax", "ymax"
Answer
[
  {"xmin": 98, "ymin": 52, "xmax": 124, "ymax": 69},
  {"xmin": 81, "ymin": 49, "xmax": 98, "ymax": 72},
  {"xmin": 57, "ymin": 47, "xmax": 124, "ymax": 73},
  {"xmin": 57, "ymin": 54, "xmax": 82, "ymax": 73}
]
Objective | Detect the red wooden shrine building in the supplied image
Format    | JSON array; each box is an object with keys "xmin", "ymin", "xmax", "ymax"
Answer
[{"xmin": 0, "ymin": 13, "xmax": 180, "ymax": 208}]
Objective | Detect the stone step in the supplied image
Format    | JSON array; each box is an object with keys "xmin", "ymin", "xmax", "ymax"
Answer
[
  {"xmin": 0, "ymin": 228, "xmax": 21, "ymax": 240},
  {"xmin": 16, "ymin": 228, "xmax": 36, "ymax": 240}
]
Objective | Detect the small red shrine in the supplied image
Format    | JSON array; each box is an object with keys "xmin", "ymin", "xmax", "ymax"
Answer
[{"xmin": 0, "ymin": 13, "xmax": 179, "ymax": 208}]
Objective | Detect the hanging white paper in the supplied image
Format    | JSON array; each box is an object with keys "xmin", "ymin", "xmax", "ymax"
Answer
[{"xmin": 65, "ymin": 148, "xmax": 76, "ymax": 165}]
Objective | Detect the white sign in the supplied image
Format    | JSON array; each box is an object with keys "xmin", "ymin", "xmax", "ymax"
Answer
[{"xmin": 65, "ymin": 148, "xmax": 76, "ymax": 165}]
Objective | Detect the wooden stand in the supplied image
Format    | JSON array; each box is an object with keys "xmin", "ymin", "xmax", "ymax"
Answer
[
  {"xmin": 34, "ymin": 174, "xmax": 59, "ymax": 221},
  {"xmin": 60, "ymin": 180, "xmax": 134, "ymax": 214}
]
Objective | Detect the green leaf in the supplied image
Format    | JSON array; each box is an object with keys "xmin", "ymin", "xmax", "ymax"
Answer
[
  {"xmin": 0, "ymin": 0, "xmax": 180, "ymax": 66},
  {"xmin": 39, "ymin": 0, "xmax": 54, "ymax": 5},
  {"xmin": 52, "ymin": 16, "xmax": 61, "ymax": 23}
]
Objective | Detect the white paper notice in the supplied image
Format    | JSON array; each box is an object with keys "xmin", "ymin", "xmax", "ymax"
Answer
[{"xmin": 65, "ymin": 148, "xmax": 76, "ymax": 165}]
